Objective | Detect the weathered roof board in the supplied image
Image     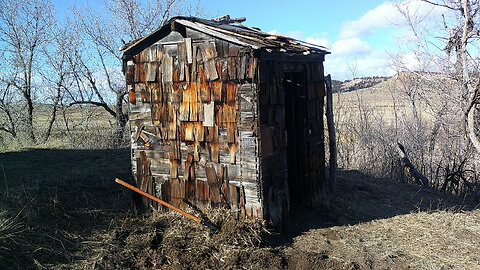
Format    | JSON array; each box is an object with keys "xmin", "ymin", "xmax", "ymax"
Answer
[{"xmin": 122, "ymin": 16, "xmax": 328, "ymax": 225}]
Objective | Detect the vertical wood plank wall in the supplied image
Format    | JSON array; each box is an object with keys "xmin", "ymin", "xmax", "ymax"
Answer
[
  {"xmin": 126, "ymin": 33, "xmax": 262, "ymax": 219},
  {"xmin": 258, "ymin": 60, "xmax": 326, "ymax": 224},
  {"xmin": 125, "ymin": 29, "xmax": 326, "ymax": 224}
]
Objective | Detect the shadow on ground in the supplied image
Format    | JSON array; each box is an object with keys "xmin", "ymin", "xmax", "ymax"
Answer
[
  {"xmin": 268, "ymin": 169, "xmax": 477, "ymax": 247},
  {"xmin": 0, "ymin": 148, "xmax": 133, "ymax": 269},
  {"xmin": 1, "ymin": 149, "xmax": 477, "ymax": 269}
]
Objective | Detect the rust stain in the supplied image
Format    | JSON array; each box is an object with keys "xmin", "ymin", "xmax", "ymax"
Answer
[
  {"xmin": 198, "ymin": 65, "xmax": 211, "ymax": 102},
  {"xmin": 211, "ymin": 80, "xmax": 222, "ymax": 101},
  {"xmin": 137, "ymin": 63, "xmax": 146, "ymax": 82},
  {"xmin": 226, "ymin": 81, "xmax": 237, "ymax": 104},
  {"xmin": 129, "ymin": 88, "xmax": 136, "ymax": 104}
]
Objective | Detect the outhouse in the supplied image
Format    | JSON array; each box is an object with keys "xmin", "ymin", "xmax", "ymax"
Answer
[{"xmin": 121, "ymin": 16, "xmax": 330, "ymax": 225}]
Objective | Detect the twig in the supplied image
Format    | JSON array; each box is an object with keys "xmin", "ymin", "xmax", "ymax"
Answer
[{"xmin": 1, "ymin": 163, "xmax": 8, "ymax": 195}]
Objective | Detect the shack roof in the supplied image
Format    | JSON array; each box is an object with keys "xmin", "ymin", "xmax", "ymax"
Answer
[{"xmin": 120, "ymin": 16, "xmax": 330, "ymax": 56}]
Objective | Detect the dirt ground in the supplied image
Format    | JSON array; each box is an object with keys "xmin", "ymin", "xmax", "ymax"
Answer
[{"xmin": 1, "ymin": 148, "xmax": 479, "ymax": 270}]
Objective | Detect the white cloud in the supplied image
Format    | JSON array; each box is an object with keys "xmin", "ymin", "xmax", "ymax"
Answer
[
  {"xmin": 339, "ymin": 1, "xmax": 400, "ymax": 39},
  {"xmin": 321, "ymin": 37, "xmax": 395, "ymax": 80},
  {"xmin": 400, "ymin": 51, "xmax": 421, "ymax": 70},
  {"xmin": 324, "ymin": 49, "xmax": 395, "ymax": 80},
  {"xmin": 339, "ymin": 0, "xmax": 448, "ymax": 39},
  {"xmin": 304, "ymin": 36, "xmax": 330, "ymax": 48},
  {"xmin": 324, "ymin": 0, "xmax": 451, "ymax": 80},
  {"xmin": 331, "ymin": 38, "xmax": 371, "ymax": 57}
]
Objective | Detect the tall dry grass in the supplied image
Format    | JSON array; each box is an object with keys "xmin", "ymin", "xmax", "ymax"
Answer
[
  {"xmin": 331, "ymin": 73, "xmax": 480, "ymax": 201},
  {"xmin": 0, "ymin": 105, "xmax": 129, "ymax": 152}
]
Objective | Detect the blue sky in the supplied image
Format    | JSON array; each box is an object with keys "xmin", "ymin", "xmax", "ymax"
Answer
[{"xmin": 54, "ymin": 0, "xmax": 448, "ymax": 80}]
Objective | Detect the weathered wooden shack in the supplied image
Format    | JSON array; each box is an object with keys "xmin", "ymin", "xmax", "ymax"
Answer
[{"xmin": 121, "ymin": 16, "xmax": 330, "ymax": 225}]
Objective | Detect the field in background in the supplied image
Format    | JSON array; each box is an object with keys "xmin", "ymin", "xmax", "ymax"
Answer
[
  {"xmin": 331, "ymin": 73, "xmax": 479, "ymax": 200},
  {"xmin": 0, "ymin": 104, "xmax": 124, "ymax": 152}
]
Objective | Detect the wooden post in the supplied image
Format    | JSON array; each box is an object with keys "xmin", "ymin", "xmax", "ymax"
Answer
[{"xmin": 325, "ymin": 74, "xmax": 337, "ymax": 195}]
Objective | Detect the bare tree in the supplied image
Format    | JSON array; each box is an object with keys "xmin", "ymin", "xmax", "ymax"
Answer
[
  {"xmin": 40, "ymin": 25, "xmax": 75, "ymax": 142},
  {"xmin": 66, "ymin": 0, "xmax": 198, "ymax": 145},
  {"xmin": 397, "ymin": 0, "xmax": 480, "ymax": 153},
  {"xmin": 0, "ymin": 0, "xmax": 56, "ymax": 143},
  {"xmin": 0, "ymin": 82, "xmax": 18, "ymax": 138}
]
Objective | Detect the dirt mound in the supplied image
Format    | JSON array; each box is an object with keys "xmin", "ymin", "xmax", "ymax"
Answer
[{"xmin": 66, "ymin": 211, "xmax": 284, "ymax": 270}]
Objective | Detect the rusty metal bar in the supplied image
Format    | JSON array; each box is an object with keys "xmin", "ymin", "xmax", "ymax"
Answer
[{"xmin": 115, "ymin": 178, "xmax": 218, "ymax": 230}]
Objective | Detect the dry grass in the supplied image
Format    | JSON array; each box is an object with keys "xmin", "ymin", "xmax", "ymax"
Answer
[
  {"xmin": 287, "ymin": 210, "xmax": 480, "ymax": 270},
  {"xmin": 0, "ymin": 209, "xmax": 27, "ymax": 260},
  {"xmin": 0, "ymin": 146, "xmax": 477, "ymax": 269}
]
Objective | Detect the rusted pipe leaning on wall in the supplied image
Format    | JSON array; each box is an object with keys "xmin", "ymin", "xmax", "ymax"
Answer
[{"xmin": 115, "ymin": 178, "xmax": 219, "ymax": 231}]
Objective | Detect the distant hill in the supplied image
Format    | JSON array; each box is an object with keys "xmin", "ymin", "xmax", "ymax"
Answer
[{"xmin": 332, "ymin": 76, "xmax": 389, "ymax": 93}]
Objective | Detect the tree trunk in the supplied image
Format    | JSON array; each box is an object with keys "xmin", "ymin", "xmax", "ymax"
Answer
[
  {"xmin": 25, "ymin": 92, "xmax": 36, "ymax": 143},
  {"xmin": 113, "ymin": 90, "xmax": 128, "ymax": 146},
  {"xmin": 44, "ymin": 104, "xmax": 58, "ymax": 142},
  {"xmin": 44, "ymin": 80, "xmax": 63, "ymax": 142},
  {"xmin": 466, "ymin": 103, "xmax": 480, "ymax": 153}
]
